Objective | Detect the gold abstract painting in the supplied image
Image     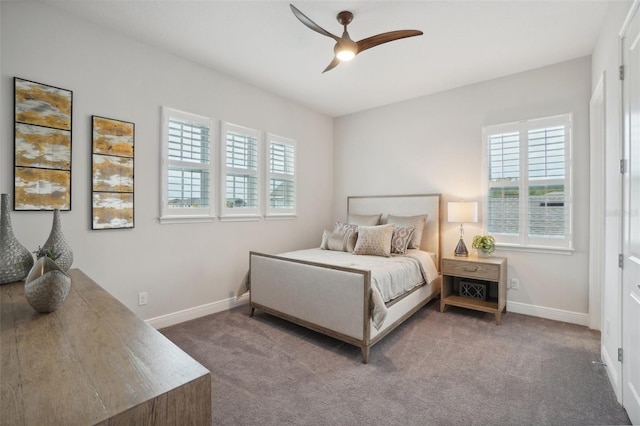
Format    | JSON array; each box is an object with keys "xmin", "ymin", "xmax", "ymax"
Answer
[
  {"xmin": 92, "ymin": 192, "xmax": 134, "ymax": 229},
  {"xmin": 15, "ymin": 123, "xmax": 71, "ymax": 170},
  {"xmin": 92, "ymin": 155, "xmax": 134, "ymax": 192},
  {"xmin": 14, "ymin": 167, "xmax": 71, "ymax": 210},
  {"xmin": 14, "ymin": 78, "xmax": 72, "ymax": 210},
  {"xmin": 92, "ymin": 116, "xmax": 135, "ymax": 229},
  {"xmin": 15, "ymin": 78, "xmax": 72, "ymax": 131},
  {"xmin": 92, "ymin": 116, "xmax": 134, "ymax": 157}
]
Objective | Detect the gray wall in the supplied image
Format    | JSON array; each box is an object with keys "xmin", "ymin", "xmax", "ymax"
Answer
[
  {"xmin": 1, "ymin": 1, "xmax": 334, "ymax": 322},
  {"xmin": 334, "ymin": 56, "xmax": 592, "ymax": 324}
]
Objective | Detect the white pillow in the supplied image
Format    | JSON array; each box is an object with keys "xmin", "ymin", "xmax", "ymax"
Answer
[
  {"xmin": 353, "ymin": 224, "xmax": 394, "ymax": 257},
  {"xmin": 347, "ymin": 213, "xmax": 381, "ymax": 226},
  {"xmin": 386, "ymin": 214, "xmax": 427, "ymax": 249}
]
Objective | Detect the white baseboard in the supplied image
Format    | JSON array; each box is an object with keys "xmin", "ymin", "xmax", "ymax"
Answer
[
  {"xmin": 601, "ymin": 344, "xmax": 623, "ymax": 404},
  {"xmin": 506, "ymin": 301, "xmax": 589, "ymax": 326},
  {"xmin": 146, "ymin": 293, "xmax": 250, "ymax": 329},
  {"xmin": 148, "ymin": 296, "xmax": 587, "ymax": 330}
]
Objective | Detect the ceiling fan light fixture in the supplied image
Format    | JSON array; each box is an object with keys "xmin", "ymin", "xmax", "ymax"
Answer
[
  {"xmin": 336, "ymin": 49, "xmax": 356, "ymax": 61},
  {"xmin": 335, "ymin": 39, "xmax": 357, "ymax": 61}
]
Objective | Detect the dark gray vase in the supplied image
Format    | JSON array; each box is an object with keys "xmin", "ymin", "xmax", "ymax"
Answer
[
  {"xmin": 0, "ymin": 193, "xmax": 34, "ymax": 284},
  {"xmin": 42, "ymin": 209, "xmax": 73, "ymax": 272}
]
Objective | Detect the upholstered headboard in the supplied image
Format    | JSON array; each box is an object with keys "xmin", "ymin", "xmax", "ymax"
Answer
[{"xmin": 347, "ymin": 194, "xmax": 441, "ymax": 267}]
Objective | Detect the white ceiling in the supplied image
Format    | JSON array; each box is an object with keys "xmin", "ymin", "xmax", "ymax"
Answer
[{"xmin": 44, "ymin": 0, "xmax": 609, "ymax": 117}]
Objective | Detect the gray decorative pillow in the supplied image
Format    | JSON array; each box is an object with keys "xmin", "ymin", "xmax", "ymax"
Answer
[
  {"xmin": 386, "ymin": 214, "xmax": 427, "ymax": 249},
  {"xmin": 333, "ymin": 222, "xmax": 359, "ymax": 252},
  {"xmin": 347, "ymin": 213, "xmax": 381, "ymax": 226},
  {"xmin": 390, "ymin": 226, "xmax": 415, "ymax": 255},
  {"xmin": 353, "ymin": 224, "xmax": 394, "ymax": 257},
  {"xmin": 320, "ymin": 230, "xmax": 353, "ymax": 252}
]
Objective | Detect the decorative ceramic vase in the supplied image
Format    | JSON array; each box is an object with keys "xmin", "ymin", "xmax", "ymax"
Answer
[
  {"xmin": 25, "ymin": 256, "xmax": 71, "ymax": 313},
  {"xmin": 42, "ymin": 209, "xmax": 73, "ymax": 272},
  {"xmin": 0, "ymin": 193, "xmax": 34, "ymax": 284}
]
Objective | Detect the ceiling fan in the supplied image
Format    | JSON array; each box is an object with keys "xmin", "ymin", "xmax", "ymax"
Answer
[{"xmin": 290, "ymin": 4, "xmax": 423, "ymax": 73}]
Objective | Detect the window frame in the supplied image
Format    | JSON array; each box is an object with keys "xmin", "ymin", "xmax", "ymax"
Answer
[
  {"xmin": 159, "ymin": 107, "xmax": 216, "ymax": 224},
  {"xmin": 265, "ymin": 133, "xmax": 297, "ymax": 219},
  {"xmin": 481, "ymin": 113, "xmax": 573, "ymax": 252},
  {"xmin": 220, "ymin": 122, "xmax": 262, "ymax": 221}
]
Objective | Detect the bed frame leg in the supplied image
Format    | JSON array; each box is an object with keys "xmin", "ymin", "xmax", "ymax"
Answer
[{"xmin": 361, "ymin": 346, "xmax": 370, "ymax": 364}]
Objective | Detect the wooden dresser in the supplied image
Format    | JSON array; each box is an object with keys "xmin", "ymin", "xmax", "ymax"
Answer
[{"xmin": 0, "ymin": 269, "xmax": 212, "ymax": 425}]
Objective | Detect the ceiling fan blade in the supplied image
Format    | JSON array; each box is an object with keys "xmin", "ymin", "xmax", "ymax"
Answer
[
  {"xmin": 290, "ymin": 4, "xmax": 340, "ymax": 41},
  {"xmin": 322, "ymin": 57, "xmax": 341, "ymax": 73},
  {"xmin": 356, "ymin": 30, "xmax": 423, "ymax": 54}
]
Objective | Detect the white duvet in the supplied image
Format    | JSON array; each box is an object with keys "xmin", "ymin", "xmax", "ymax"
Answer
[{"xmin": 277, "ymin": 248, "xmax": 439, "ymax": 329}]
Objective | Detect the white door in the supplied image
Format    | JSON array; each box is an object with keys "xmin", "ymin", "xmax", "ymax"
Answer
[{"xmin": 622, "ymin": 4, "xmax": 640, "ymax": 424}]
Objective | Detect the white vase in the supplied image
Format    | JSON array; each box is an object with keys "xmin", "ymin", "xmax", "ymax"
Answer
[
  {"xmin": 477, "ymin": 250, "xmax": 493, "ymax": 257},
  {"xmin": 25, "ymin": 256, "xmax": 71, "ymax": 313}
]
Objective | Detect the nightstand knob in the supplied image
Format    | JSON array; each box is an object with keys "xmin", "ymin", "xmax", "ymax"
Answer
[{"xmin": 463, "ymin": 266, "xmax": 478, "ymax": 272}]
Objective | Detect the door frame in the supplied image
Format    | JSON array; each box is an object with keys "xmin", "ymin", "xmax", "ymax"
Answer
[{"xmin": 589, "ymin": 74, "xmax": 606, "ymax": 331}]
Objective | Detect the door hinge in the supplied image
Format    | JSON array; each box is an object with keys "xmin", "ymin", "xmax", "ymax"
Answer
[
  {"xmin": 618, "ymin": 347, "xmax": 623, "ymax": 362},
  {"xmin": 620, "ymin": 159, "xmax": 627, "ymax": 174},
  {"xmin": 619, "ymin": 254, "xmax": 624, "ymax": 268},
  {"xmin": 620, "ymin": 65, "xmax": 625, "ymax": 80}
]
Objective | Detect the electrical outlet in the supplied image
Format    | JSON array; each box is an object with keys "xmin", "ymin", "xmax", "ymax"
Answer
[
  {"xmin": 510, "ymin": 278, "xmax": 519, "ymax": 290},
  {"xmin": 138, "ymin": 292, "xmax": 148, "ymax": 306}
]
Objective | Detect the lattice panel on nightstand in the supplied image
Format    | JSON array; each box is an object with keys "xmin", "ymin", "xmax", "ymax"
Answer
[{"xmin": 459, "ymin": 281, "xmax": 487, "ymax": 300}]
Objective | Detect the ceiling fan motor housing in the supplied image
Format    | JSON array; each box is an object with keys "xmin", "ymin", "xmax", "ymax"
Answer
[{"xmin": 336, "ymin": 11, "xmax": 353, "ymax": 26}]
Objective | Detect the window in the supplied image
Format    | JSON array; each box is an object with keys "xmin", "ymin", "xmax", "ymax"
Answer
[
  {"xmin": 266, "ymin": 134, "xmax": 296, "ymax": 218},
  {"xmin": 221, "ymin": 123, "xmax": 261, "ymax": 220},
  {"xmin": 160, "ymin": 107, "xmax": 215, "ymax": 224},
  {"xmin": 482, "ymin": 114, "xmax": 572, "ymax": 251}
]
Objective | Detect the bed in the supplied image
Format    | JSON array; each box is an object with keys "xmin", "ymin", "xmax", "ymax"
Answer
[{"xmin": 248, "ymin": 194, "xmax": 442, "ymax": 363}]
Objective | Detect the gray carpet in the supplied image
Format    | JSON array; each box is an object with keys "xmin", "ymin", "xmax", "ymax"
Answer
[{"xmin": 160, "ymin": 301, "xmax": 631, "ymax": 426}]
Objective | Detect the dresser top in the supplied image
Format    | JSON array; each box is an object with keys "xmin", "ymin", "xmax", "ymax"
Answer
[{"xmin": 0, "ymin": 269, "xmax": 210, "ymax": 425}]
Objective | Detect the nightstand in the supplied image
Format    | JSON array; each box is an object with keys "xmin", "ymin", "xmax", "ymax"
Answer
[{"xmin": 440, "ymin": 254, "xmax": 507, "ymax": 325}]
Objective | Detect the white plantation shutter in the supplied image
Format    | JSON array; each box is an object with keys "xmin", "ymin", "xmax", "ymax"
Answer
[
  {"xmin": 267, "ymin": 134, "xmax": 296, "ymax": 217},
  {"xmin": 489, "ymin": 131, "xmax": 520, "ymax": 181},
  {"xmin": 483, "ymin": 114, "xmax": 572, "ymax": 250},
  {"xmin": 487, "ymin": 127, "xmax": 520, "ymax": 239},
  {"xmin": 221, "ymin": 123, "xmax": 261, "ymax": 219},
  {"xmin": 527, "ymin": 123, "xmax": 567, "ymax": 240},
  {"xmin": 160, "ymin": 107, "xmax": 215, "ymax": 223}
]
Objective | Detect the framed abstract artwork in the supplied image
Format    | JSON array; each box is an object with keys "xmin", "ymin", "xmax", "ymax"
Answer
[
  {"xmin": 14, "ymin": 77, "xmax": 73, "ymax": 210},
  {"xmin": 91, "ymin": 116, "xmax": 135, "ymax": 230}
]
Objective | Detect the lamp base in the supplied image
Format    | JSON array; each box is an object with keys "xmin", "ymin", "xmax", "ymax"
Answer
[{"xmin": 454, "ymin": 238, "xmax": 469, "ymax": 257}]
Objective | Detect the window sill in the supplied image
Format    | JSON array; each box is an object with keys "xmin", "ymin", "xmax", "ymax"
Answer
[
  {"xmin": 265, "ymin": 213, "xmax": 297, "ymax": 221},
  {"xmin": 219, "ymin": 214, "xmax": 262, "ymax": 222},
  {"xmin": 159, "ymin": 215, "xmax": 216, "ymax": 225},
  {"xmin": 494, "ymin": 244, "xmax": 574, "ymax": 256}
]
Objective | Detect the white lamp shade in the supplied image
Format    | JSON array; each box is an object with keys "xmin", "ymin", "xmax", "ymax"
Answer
[{"xmin": 448, "ymin": 201, "xmax": 478, "ymax": 223}]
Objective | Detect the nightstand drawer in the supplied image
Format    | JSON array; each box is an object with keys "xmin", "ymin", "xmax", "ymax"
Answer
[{"xmin": 442, "ymin": 259, "xmax": 500, "ymax": 281}]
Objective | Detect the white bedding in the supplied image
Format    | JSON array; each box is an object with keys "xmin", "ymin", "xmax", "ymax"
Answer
[{"xmin": 277, "ymin": 248, "xmax": 439, "ymax": 329}]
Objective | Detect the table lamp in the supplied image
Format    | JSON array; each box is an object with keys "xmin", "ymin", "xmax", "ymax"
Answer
[{"xmin": 447, "ymin": 201, "xmax": 478, "ymax": 257}]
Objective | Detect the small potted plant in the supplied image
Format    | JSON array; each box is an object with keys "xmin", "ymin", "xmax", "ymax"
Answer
[
  {"xmin": 33, "ymin": 245, "xmax": 62, "ymax": 261},
  {"xmin": 472, "ymin": 235, "xmax": 495, "ymax": 256}
]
